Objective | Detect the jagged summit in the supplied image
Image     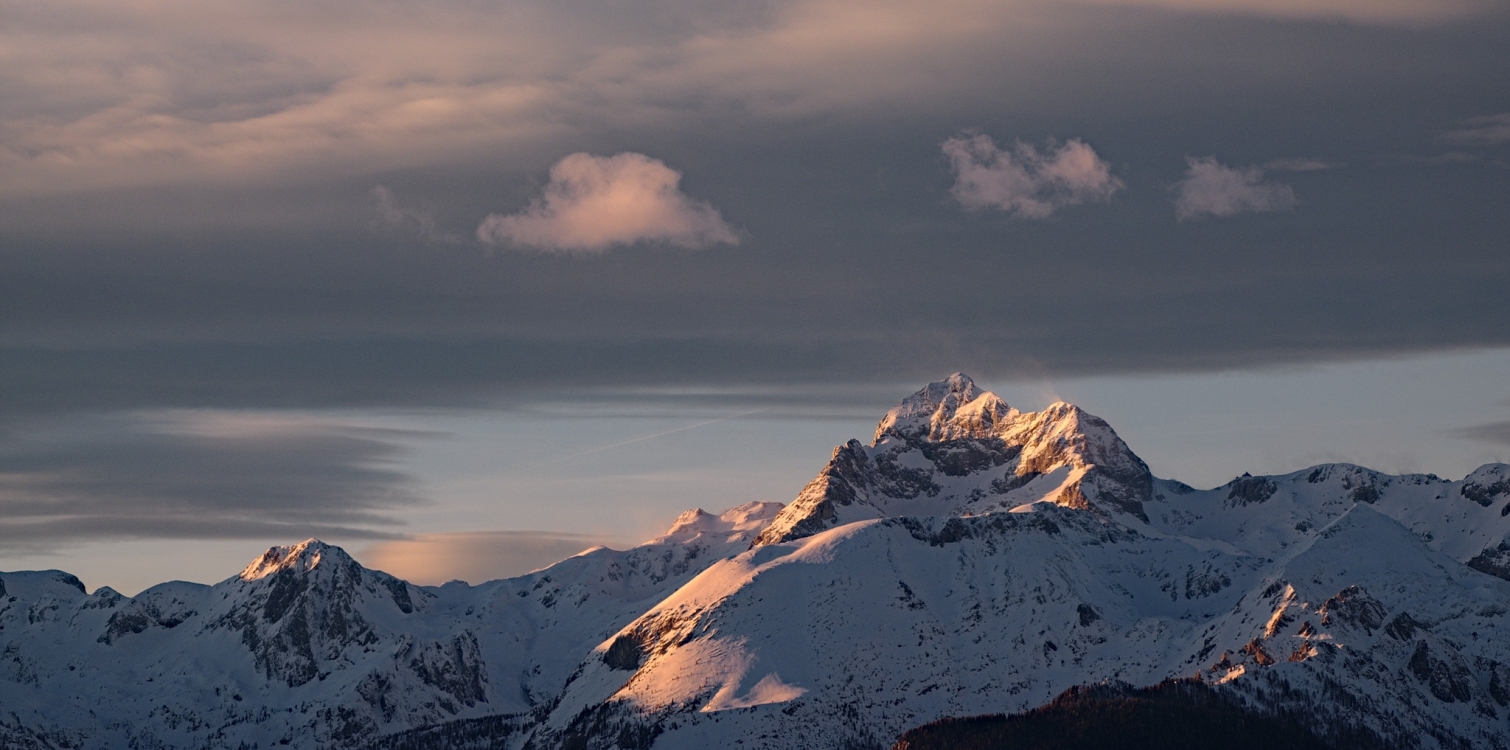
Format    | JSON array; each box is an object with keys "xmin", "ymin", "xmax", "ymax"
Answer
[
  {"xmin": 874, "ymin": 373, "xmax": 1011, "ymax": 443},
  {"xmin": 239, "ymin": 538, "xmax": 346, "ymax": 581},
  {"xmin": 754, "ymin": 375, "xmax": 1153, "ymax": 546},
  {"xmin": 8, "ymin": 391, "xmax": 1510, "ymax": 750}
]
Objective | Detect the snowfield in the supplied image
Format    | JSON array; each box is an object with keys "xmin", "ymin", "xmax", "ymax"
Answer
[{"xmin": 3, "ymin": 375, "xmax": 1509, "ymax": 749}]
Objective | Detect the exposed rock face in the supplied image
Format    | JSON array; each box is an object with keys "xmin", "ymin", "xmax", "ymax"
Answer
[
  {"xmin": 532, "ymin": 502, "xmax": 1510, "ymax": 750},
  {"xmin": 1468, "ymin": 541, "xmax": 1510, "ymax": 581},
  {"xmin": 99, "ymin": 582, "xmax": 202, "ymax": 644},
  {"xmin": 0, "ymin": 504, "xmax": 788, "ymax": 749},
  {"xmin": 211, "ymin": 540, "xmax": 428, "ymax": 687},
  {"xmin": 7, "ymin": 377, "xmax": 1510, "ymax": 750},
  {"xmin": 755, "ymin": 374, "xmax": 1153, "ymax": 546},
  {"xmin": 1461, "ymin": 465, "xmax": 1510, "ymax": 509},
  {"xmin": 1227, "ymin": 474, "xmax": 1278, "ymax": 506},
  {"xmin": 405, "ymin": 631, "xmax": 489, "ymax": 709}
]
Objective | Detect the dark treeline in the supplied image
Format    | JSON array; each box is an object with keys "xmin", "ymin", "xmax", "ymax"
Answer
[{"xmin": 893, "ymin": 679, "xmax": 1396, "ymax": 750}]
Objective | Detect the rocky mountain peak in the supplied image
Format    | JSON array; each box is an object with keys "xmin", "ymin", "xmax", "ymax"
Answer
[
  {"xmin": 755, "ymin": 377, "xmax": 1156, "ymax": 546},
  {"xmin": 874, "ymin": 373, "xmax": 1015, "ymax": 444},
  {"xmin": 1004, "ymin": 401, "xmax": 1145, "ymax": 478},
  {"xmin": 239, "ymin": 538, "xmax": 346, "ymax": 582}
]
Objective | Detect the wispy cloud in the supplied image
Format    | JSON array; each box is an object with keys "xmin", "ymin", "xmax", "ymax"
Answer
[
  {"xmin": 1173, "ymin": 156, "xmax": 1297, "ymax": 221},
  {"xmin": 370, "ymin": 185, "xmax": 464, "ymax": 245},
  {"xmin": 477, "ymin": 153, "xmax": 738, "ymax": 252},
  {"xmin": 942, "ymin": 134, "xmax": 1123, "ymax": 219},
  {"xmin": 1450, "ymin": 421, "xmax": 1510, "ymax": 447},
  {"xmin": 1382, "ymin": 151, "xmax": 1483, "ymax": 166},
  {"xmin": 1442, "ymin": 113, "xmax": 1510, "ymax": 145},
  {"xmin": 1074, "ymin": 0, "xmax": 1501, "ymax": 24},
  {"xmin": 0, "ymin": 412, "xmax": 430, "ymax": 553},
  {"xmin": 0, "ymin": 0, "xmax": 1496, "ymax": 199},
  {"xmin": 1264, "ymin": 157, "xmax": 1336, "ymax": 172}
]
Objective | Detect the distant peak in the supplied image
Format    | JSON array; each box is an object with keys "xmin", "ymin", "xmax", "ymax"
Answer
[
  {"xmin": 903, "ymin": 373, "xmax": 979, "ymax": 411},
  {"xmin": 672, "ymin": 508, "xmax": 712, "ymax": 525},
  {"xmin": 875, "ymin": 373, "xmax": 1013, "ymax": 443},
  {"xmin": 239, "ymin": 539, "xmax": 348, "ymax": 581},
  {"xmin": 652, "ymin": 502, "xmax": 785, "ymax": 546}
]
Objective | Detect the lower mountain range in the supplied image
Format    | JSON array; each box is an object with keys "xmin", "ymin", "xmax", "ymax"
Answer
[{"xmin": 3, "ymin": 374, "xmax": 1509, "ymax": 749}]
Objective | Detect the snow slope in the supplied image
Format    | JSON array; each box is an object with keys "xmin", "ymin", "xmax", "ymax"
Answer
[
  {"xmin": 529, "ymin": 376, "xmax": 1510, "ymax": 750},
  {"xmin": 0, "ymin": 503, "xmax": 781, "ymax": 748},
  {"xmin": 4, "ymin": 375, "xmax": 1509, "ymax": 749}
]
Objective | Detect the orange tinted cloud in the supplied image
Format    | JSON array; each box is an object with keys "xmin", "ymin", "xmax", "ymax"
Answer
[
  {"xmin": 357, "ymin": 531, "xmax": 619, "ymax": 585},
  {"xmin": 477, "ymin": 153, "xmax": 738, "ymax": 252}
]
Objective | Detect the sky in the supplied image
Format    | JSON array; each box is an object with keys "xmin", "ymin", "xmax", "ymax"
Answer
[{"xmin": 2, "ymin": 0, "xmax": 1508, "ymax": 594}]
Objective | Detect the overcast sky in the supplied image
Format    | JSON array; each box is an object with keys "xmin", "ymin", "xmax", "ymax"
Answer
[{"xmin": 2, "ymin": 0, "xmax": 1508, "ymax": 593}]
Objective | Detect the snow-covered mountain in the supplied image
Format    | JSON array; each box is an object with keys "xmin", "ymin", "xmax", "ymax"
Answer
[
  {"xmin": 754, "ymin": 372, "xmax": 1154, "ymax": 546},
  {"xmin": 4, "ymin": 375, "xmax": 1510, "ymax": 749},
  {"xmin": 0, "ymin": 503, "xmax": 782, "ymax": 748}
]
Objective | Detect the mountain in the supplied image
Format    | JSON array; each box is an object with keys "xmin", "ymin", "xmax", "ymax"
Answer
[
  {"xmin": 3, "ymin": 375, "xmax": 1510, "ymax": 749},
  {"xmin": 754, "ymin": 373, "xmax": 1153, "ymax": 546},
  {"xmin": 0, "ymin": 503, "xmax": 782, "ymax": 748}
]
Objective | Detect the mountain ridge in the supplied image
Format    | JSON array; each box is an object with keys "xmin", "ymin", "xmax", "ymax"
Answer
[
  {"xmin": 3, "ymin": 374, "xmax": 1509, "ymax": 749},
  {"xmin": 756, "ymin": 374, "xmax": 1158, "ymax": 547}
]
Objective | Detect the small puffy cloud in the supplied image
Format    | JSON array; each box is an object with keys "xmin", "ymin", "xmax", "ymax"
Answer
[
  {"xmin": 358, "ymin": 531, "xmax": 620, "ymax": 585},
  {"xmin": 1442, "ymin": 113, "xmax": 1510, "ymax": 145},
  {"xmin": 477, "ymin": 153, "xmax": 739, "ymax": 252},
  {"xmin": 942, "ymin": 134, "xmax": 1123, "ymax": 219},
  {"xmin": 1173, "ymin": 156, "xmax": 1297, "ymax": 221}
]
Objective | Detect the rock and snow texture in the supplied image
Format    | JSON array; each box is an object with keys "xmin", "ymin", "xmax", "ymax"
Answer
[
  {"xmin": 4, "ymin": 376, "xmax": 1510, "ymax": 749},
  {"xmin": 753, "ymin": 373, "xmax": 1153, "ymax": 546},
  {"xmin": 0, "ymin": 505, "xmax": 783, "ymax": 749}
]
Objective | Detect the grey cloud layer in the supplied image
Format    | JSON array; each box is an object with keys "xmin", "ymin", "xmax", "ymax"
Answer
[
  {"xmin": 1443, "ymin": 114, "xmax": 1510, "ymax": 145},
  {"xmin": 4, "ymin": 0, "xmax": 1503, "ymax": 201},
  {"xmin": 1453, "ymin": 421, "xmax": 1510, "ymax": 447},
  {"xmin": 0, "ymin": 414, "xmax": 427, "ymax": 552},
  {"xmin": 0, "ymin": 0, "xmax": 1506, "ymax": 557},
  {"xmin": 2, "ymin": 1, "xmax": 1507, "ymax": 409}
]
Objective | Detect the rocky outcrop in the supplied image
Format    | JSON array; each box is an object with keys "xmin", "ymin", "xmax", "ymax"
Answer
[
  {"xmin": 211, "ymin": 540, "xmax": 425, "ymax": 687},
  {"xmin": 99, "ymin": 582, "xmax": 205, "ymax": 644},
  {"xmin": 756, "ymin": 374, "xmax": 1153, "ymax": 545}
]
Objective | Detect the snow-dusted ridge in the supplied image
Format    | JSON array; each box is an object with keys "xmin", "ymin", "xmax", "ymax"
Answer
[
  {"xmin": 755, "ymin": 373, "xmax": 1157, "ymax": 547},
  {"xmin": 3, "ymin": 375, "xmax": 1510, "ymax": 749}
]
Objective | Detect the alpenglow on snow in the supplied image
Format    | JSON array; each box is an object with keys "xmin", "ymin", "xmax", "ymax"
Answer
[{"xmin": 3, "ymin": 374, "xmax": 1510, "ymax": 749}]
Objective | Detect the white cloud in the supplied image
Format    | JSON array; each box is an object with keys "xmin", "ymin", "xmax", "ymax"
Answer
[
  {"xmin": 942, "ymin": 134, "xmax": 1123, "ymax": 219},
  {"xmin": 1443, "ymin": 113, "xmax": 1510, "ymax": 145},
  {"xmin": 1173, "ymin": 156, "xmax": 1297, "ymax": 221},
  {"xmin": 476, "ymin": 152, "xmax": 739, "ymax": 252},
  {"xmin": 357, "ymin": 530, "xmax": 619, "ymax": 585}
]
